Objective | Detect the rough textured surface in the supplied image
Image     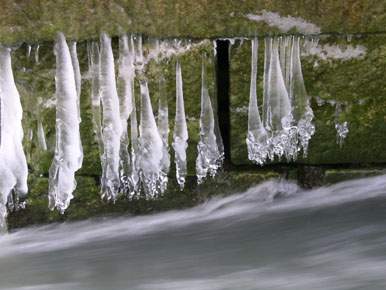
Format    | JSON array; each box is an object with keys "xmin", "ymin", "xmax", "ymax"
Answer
[{"xmin": 1, "ymin": 0, "xmax": 386, "ymax": 44}]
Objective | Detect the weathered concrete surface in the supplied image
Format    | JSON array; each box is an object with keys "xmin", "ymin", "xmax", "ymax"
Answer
[{"xmin": 1, "ymin": 0, "xmax": 386, "ymax": 44}]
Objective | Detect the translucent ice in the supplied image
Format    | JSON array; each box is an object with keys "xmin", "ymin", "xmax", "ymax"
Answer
[
  {"xmin": 99, "ymin": 33, "xmax": 123, "ymax": 201},
  {"xmin": 266, "ymin": 37, "xmax": 293, "ymax": 159},
  {"xmin": 196, "ymin": 58, "xmax": 223, "ymax": 183},
  {"xmin": 48, "ymin": 33, "xmax": 83, "ymax": 213},
  {"xmin": 157, "ymin": 76, "xmax": 170, "ymax": 193},
  {"xmin": 173, "ymin": 60, "xmax": 189, "ymax": 190},
  {"xmin": 0, "ymin": 46, "xmax": 28, "ymax": 231},
  {"xmin": 290, "ymin": 36, "xmax": 315, "ymax": 156},
  {"xmin": 246, "ymin": 38, "xmax": 269, "ymax": 165},
  {"xmin": 37, "ymin": 119, "xmax": 47, "ymax": 151},
  {"xmin": 118, "ymin": 35, "xmax": 135, "ymax": 193},
  {"xmin": 138, "ymin": 80, "xmax": 164, "ymax": 198}
]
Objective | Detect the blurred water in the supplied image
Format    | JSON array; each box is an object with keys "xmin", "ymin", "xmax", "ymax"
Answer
[{"xmin": 1, "ymin": 175, "xmax": 386, "ymax": 290}]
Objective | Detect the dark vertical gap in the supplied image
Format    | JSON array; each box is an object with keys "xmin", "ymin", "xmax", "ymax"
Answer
[{"xmin": 215, "ymin": 40, "xmax": 231, "ymax": 167}]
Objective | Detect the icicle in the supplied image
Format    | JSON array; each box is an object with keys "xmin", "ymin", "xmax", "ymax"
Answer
[
  {"xmin": 157, "ymin": 75, "xmax": 170, "ymax": 193},
  {"xmin": 335, "ymin": 103, "xmax": 349, "ymax": 147},
  {"xmin": 262, "ymin": 37, "xmax": 272, "ymax": 131},
  {"xmin": 69, "ymin": 41, "xmax": 82, "ymax": 122},
  {"xmin": 267, "ymin": 37, "xmax": 293, "ymax": 159},
  {"xmin": 37, "ymin": 119, "xmax": 47, "ymax": 151},
  {"xmin": 196, "ymin": 57, "xmax": 222, "ymax": 184},
  {"xmin": 138, "ymin": 80, "xmax": 164, "ymax": 198},
  {"xmin": 290, "ymin": 36, "xmax": 315, "ymax": 157},
  {"xmin": 129, "ymin": 80, "xmax": 140, "ymax": 197},
  {"xmin": 87, "ymin": 41, "xmax": 104, "ymax": 158},
  {"xmin": 99, "ymin": 33, "xmax": 123, "ymax": 201},
  {"xmin": 246, "ymin": 38, "xmax": 268, "ymax": 165},
  {"xmin": 48, "ymin": 33, "xmax": 83, "ymax": 213},
  {"xmin": 118, "ymin": 34, "xmax": 135, "ymax": 194},
  {"xmin": 0, "ymin": 46, "xmax": 29, "ymax": 232},
  {"xmin": 26, "ymin": 45, "xmax": 31, "ymax": 59},
  {"xmin": 35, "ymin": 44, "xmax": 40, "ymax": 64},
  {"xmin": 173, "ymin": 60, "xmax": 189, "ymax": 190}
]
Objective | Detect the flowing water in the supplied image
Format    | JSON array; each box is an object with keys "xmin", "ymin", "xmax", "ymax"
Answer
[{"xmin": 1, "ymin": 175, "xmax": 386, "ymax": 290}]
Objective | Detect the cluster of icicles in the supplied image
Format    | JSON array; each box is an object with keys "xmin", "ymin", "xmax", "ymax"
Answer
[
  {"xmin": 0, "ymin": 32, "xmax": 224, "ymax": 230},
  {"xmin": 246, "ymin": 36, "xmax": 315, "ymax": 165}
]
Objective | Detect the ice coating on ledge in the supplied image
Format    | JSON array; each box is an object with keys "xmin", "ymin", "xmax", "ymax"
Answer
[
  {"xmin": 157, "ymin": 76, "xmax": 170, "ymax": 193},
  {"xmin": 196, "ymin": 58, "xmax": 223, "ymax": 184},
  {"xmin": 138, "ymin": 80, "xmax": 164, "ymax": 198},
  {"xmin": 99, "ymin": 33, "xmax": 123, "ymax": 201},
  {"xmin": 246, "ymin": 38, "xmax": 268, "ymax": 165},
  {"xmin": 173, "ymin": 60, "xmax": 189, "ymax": 190},
  {"xmin": 0, "ymin": 46, "xmax": 28, "ymax": 231},
  {"xmin": 118, "ymin": 35, "xmax": 135, "ymax": 193},
  {"xmin": 48, "ymin": 33, "xmax": 83, "ymax": 213}
]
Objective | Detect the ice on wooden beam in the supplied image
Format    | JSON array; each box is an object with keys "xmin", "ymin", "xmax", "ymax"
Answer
[
  {"xmin": 173, "ymin": 60, "xmax": 189, "ymax": 190},
  {"xmin": 0, "ymin": 46, "xmax": 28, "ymax": 231},
  {"xmin": 246, "ymin": 38, "xmax": 269, "ymax": 165},
  {"xmin": 196, "ymin": 57, "xmax": 223, "ymax": 184},
  {"xmin": 99, "ymin": 33, "xmax": 123, "ymax": 201},
  {"xmin": 48, "ymin": 33, "xmax": 83, "ymax": 213}
]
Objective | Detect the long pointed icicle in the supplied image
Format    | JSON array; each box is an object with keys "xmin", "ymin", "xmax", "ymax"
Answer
[
  {"xmin": 87, "ymin": 41, "xmax": 104, "ymax": 159},
  {"xmin": 48, "ymin": 33, "xmax": 83, "ymax": 213},
  {"xmin": 196, "ymin": 57, "xmax": 222, "ymax": 184},
  {"xmin": 173, "ymin": 60, "xmax": 189, "ymax": 190},
  {"xmin": 118, "ymin": 35, "xmax": 135, "ymax": 193},
  {"xmin": 138, "ymin": 80, "xmax": 164, "ymax": 198},
  {"xmin": 157, "ymin": 75, "xmax": 170, "ymax": 193},
  {"xmin": 290, "ymin": 36, "xmax": 315, "ymax": 157},
  {"xmin": 267, "ymin": 37, "xmax": 293, "ymax": 159},
  {"xmin": 262, "ymin": 37, "xmax": 272, "ymax": 131},
  {"xmin": 0, "ymin": 46, "xmax": 28, "ymax": 231},
  {"xmin": 99, "ymin": 33, "xmax": 123, "ymax": 201},
  {"xmin": 246, "ymin": 38, "xmax": 268, "ymax": 165}
]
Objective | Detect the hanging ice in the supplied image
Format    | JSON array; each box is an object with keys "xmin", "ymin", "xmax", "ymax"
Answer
[
  {"xmin": 69, "ymin": 41, "xmax": 82, "ymax": 122},
  {"xmin": 266, "ymin": 37, "xmax": 293, "ymax": 159},
  {"xmin": 246, "ymin": 37, "xmax": 269, "ymax": 165},
  {"xmin": 0, "ymin": 46, "xmax": 29, "ymax": 231},
  {"xmin": 37, "ymin": 119, "xmax": 47, "ymax": 151},
  {"xmin": 99, "ymin": 33, "xmax": 123, "ymax": 201},
  {"xmin": 129, "ymin": 83, "xmax": 140, "ymax": 197},
  {"xmin": 335, "ymin": 103, "xmax": 349, "ymax": 147},
  {"xmin": 157, "ymin": 75, "xmax": 170, "ymax": 193},
  {"xmin": 48, "ymin": 33, "xmax": 83, "ymax": 213},
  {"xmin": 289, "ymin": 36, "xmax": 315, "ymax": 156},
  {"xmin": 173, "ymin": 60, "xmax": 189, "ymax": 190},
  {"xmin": 196, "ymin": 57, "xmax": 223, "ymax": 184},
  {"xmin": 138, "ymin": 80, "xmax": 164, "ymax": 198},
  {"xmin": 87, "ymin": 41, "xmax": 104, "ymax": 157},
  {"xmin": 118, "ymin": 34, "xmax": 135, "ymax": 193}
]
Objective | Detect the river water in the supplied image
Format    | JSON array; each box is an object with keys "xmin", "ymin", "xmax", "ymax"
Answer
[{"xmin": 1, "ymin": 175, "xmax": 386, "ymax": 290}]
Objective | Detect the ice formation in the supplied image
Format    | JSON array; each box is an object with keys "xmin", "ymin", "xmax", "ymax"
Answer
[
  {"xmin": 118, "ymin": 35, "xmax": 135, "ymax": 193},
  {"xmin": 246, "ymin": 37, "xmax": 269, "ymax": 165},
  {"xmin": 69, "ymin": 41, "xmax": 82, "ymax": 121},
  {"xmin": 48, "ymin": 33, "xmax": 83, "ymax": 213},
  {"xmin": 99, "ymin": 33, "xmax": 123, "ymax": 201},
  {"xmin": 196, "ymin": 57, "xmax": 223, "ymax": 183},
  {"xmin": 157, "ymin": 76, "xmax": 170, "ymax": 192},
  {"xmin": 0, "ymin": 46, "xmax": 29, "ymax": 231},
  {"xmin": 37, "ymin": 119, "xmax": 47, "ymax": 151},
  {"xmin": 335, "ymin": 103, "xmax": 349, "ymax": 147},
  {"xmin": 138, "ymin": 80, "xmax": 164, "ymax": 198},
  {"xmin": 248, "ymin": 36, "xmax": 315, "ymax": 164},
  {"xmin": 173, "ymin": 60, "xmax": 189, "ymax": 189}
]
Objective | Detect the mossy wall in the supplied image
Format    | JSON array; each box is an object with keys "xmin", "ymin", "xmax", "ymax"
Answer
[{"xmin": 2, "ymin": 2, "xmax": 386, "ymax": 228}]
